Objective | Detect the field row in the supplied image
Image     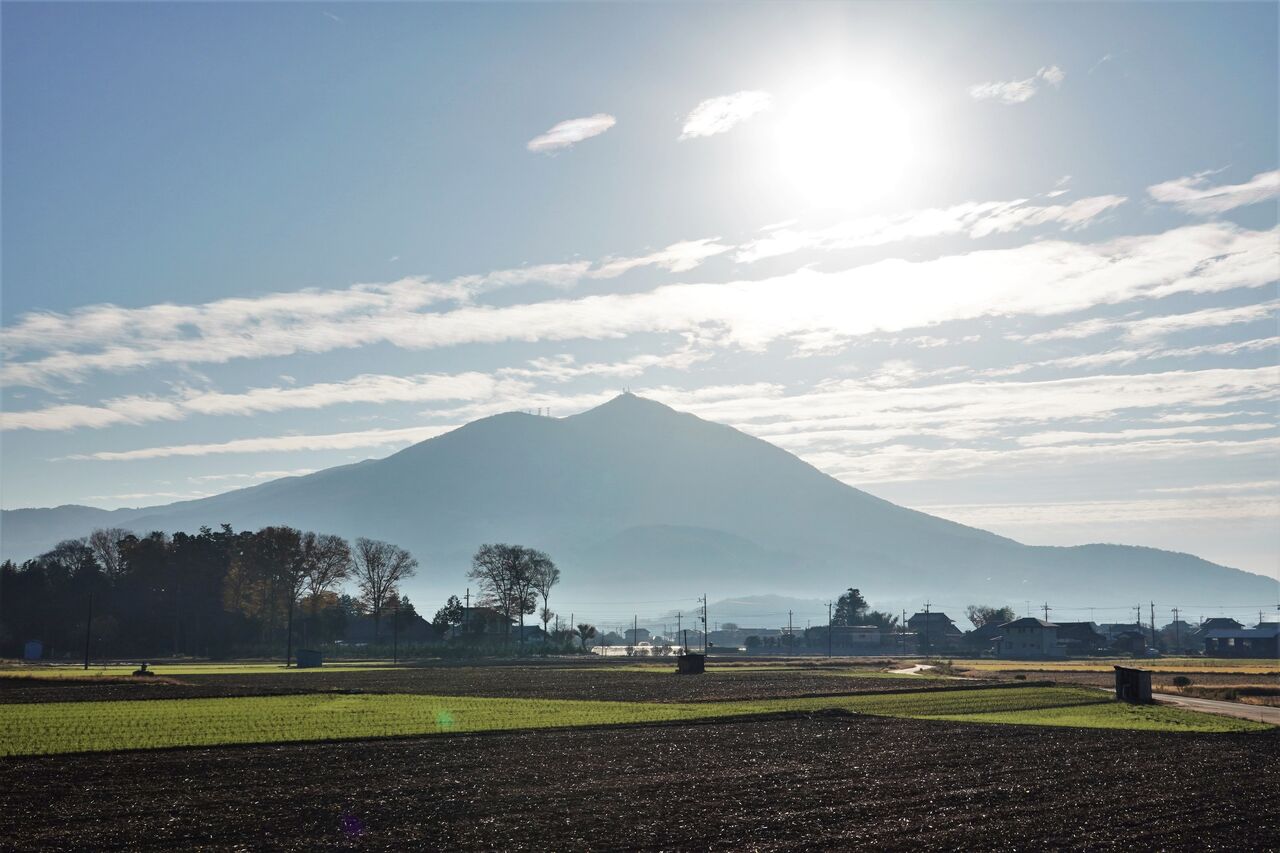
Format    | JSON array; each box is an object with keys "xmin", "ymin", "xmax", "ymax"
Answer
[{"xmin": 1, "ymin": 685, "xmax": 1266, "ymax": 756}]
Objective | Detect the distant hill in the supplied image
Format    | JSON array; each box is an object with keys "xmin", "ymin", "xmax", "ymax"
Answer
[{"xmin": 3, "ymin": 394, "xmax": 1275, "ymax": 614}]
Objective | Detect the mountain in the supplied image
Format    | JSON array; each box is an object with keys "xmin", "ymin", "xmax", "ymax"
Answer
[{"xmin": 3, "ymin": 394, "xmax": 1275, "ymax": 614}]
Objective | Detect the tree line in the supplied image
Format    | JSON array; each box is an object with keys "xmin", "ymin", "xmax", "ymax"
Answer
[{"xmin": 0, "ymin": 525, "xmax": 418, "ymax": 661}]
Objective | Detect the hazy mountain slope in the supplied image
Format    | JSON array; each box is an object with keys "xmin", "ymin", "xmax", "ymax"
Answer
[{"xmin": 3, "ymin": 394, "xmax": 1275, "ymax": 609}]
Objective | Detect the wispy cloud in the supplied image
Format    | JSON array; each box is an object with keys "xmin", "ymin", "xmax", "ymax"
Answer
[
  {"xmin": 1147, "ymin": 169, "xmax": 1280, "ymax": 215},
  {"xmin": 3, "ymin": 224, "xmax": 1274, "ymax": 388},
  {"xmin": 968, "ymin": 65, "xmax": 1065, "ymax": 104},
  {"xmin": 1, "ymin": 238, "xmax": 731, "ymax": 388},
  {"xmin": 526, "ymin": 113, "xmax": 616, "ymax": 153},
  {"xmin": 188, "ymin": 468, "xmax": 316, "ymax": 484},
  {"xmin": 736, "ymin": 193, "xmax": 1126, "ymax": 262},
  {"xmin": 70, "ymin": 425, "xmax": 459, "ymax": 461},
  {"xmin": 679, "ymin": 91, "xmax": 772, "ymax": 140},
  {"xmin": 1019, "ymin": 301, "xmax": 1278, "ymax": 344}
]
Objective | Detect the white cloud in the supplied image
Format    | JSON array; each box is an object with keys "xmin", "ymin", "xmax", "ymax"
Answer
[
  {"xmin": 968, "ymin": 65, "xmax": 1066, "ymax": 104},
  {"xmin": 188, "ymin": 468, "xmax": 316, "ymax": 483},
  {"xmin": 916, "ymin": 495, "xmax": 1279, "ymax": 528},
  {"xmin": 1147, "ymin": 169, "xmax": 1280, "ymax": 215},
  {"xmin": 1020, "ymin": 301, "xmax": 1277, "ymax": 345},
  {"xmin": 1, "ymin": 371, "xmax": 503, "ymax": 431},
  {"xmin": 736, "ymin": 194, "xmax": 1126, "ymax": 262},
  {"xmin": 679, "ymin": 91, "xmax": 772, "ymax": 140},
  {"xmin": 4, "ymin": 224, "xmax": 1274, "ymax": 388},
  {"xmin": 526, "ymin": 113, "xmax": 616, "ymax": 153},
  {"xmin": 1, "ymin": 238, "xmax": 730, "ymax": 388},
  {"xmin": 71, "ymin": 425, "xmax": 459, "ymax": 461}
]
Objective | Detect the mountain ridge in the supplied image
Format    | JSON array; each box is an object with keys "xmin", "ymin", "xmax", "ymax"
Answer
[{"xmin": 3, "ymin": 393, "xmax": 1275, "ymax": 611}]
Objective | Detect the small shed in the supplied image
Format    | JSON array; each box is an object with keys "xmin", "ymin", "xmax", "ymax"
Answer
[
  {"xmin": 22, "ymin": 640, "xmax": 42, "ymax": 661},
  {"xmin": 676, "ymin": 652, "xmax": 705, "ymax": 675},
  {"xmin": 295, "ymin": 649, "xmax": 324, "ymax": 668},
  {"xmin": 1114, "ymin": 665, "xmax": 1153, "ymax": 704}
]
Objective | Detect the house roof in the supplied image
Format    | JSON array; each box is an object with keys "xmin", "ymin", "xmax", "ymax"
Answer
[
  {"xmin": 1205, "ymin": 625, "xmax": 1279, "ymax": 640},
  {"xmin": 1001, "ymin": 617, "xmax": 1056, "ymax": 628}
]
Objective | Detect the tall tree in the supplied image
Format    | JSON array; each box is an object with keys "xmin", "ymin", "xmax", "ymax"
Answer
[
  {"xmin": 575, "ymin": 623, "xmax": 597, "ymax": 651},
  {"xmin": 965, "ymin": 604, "xmax": 1017, "ymax": 629},
  {"xmin": 532, "ymin": 556, "xmax": 560, "ymax": 637},
  {"xmin": 301, "ymin": 533, "xmax": 351, "ymax": 616},
  {"xmin": 832, "ymin": 588, "xmax": 868, "ymax": 626},
  {"xmin": 352, "ymin": 538, "xmax": 418, "ymax": 643},
  {"xmin": 432, "ymin": 595, "xmax": 464, "ymax": 636},
  {"xmin": 88, "ymin": 528, "xmax": 129, "ymax": 583},
  {"xmin": 467, "ymin": 544, "xmax": 544, "ymax": 649},
  {"xmin": 252, "ymin": 527, "xmax": 306, "ymax": 665}
]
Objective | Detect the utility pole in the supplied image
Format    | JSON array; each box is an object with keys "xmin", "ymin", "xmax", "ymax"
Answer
[
  {"xmin": 901, "ymin": 609, "xmax": 907, "ymax": 655},
  {"xmin": 923, "ymin": 601, "xmax": 932, "ymax": 654},
  {"xmin": 1041, "ymin": 601, "xmax": 1051, "ymax": 622},
  {"xmin": 392, "ymin": 594, "xmax": 400, "ymax": 664},
  {"xmin": 788, "ymin": 609, "xmax": 793, "ymax": 655},
  {"xmin": 676, "ymin": 611, "xmax": 682, "ymax": 648},
  {"xmin": 1150, "ymin": 601, "xmax": 1157, "ymax": 650},
  {"xmin": 701, "ymin": 595, "xmax": 708, "ymax": 654},
  {"xmin": 1172, "ymin": 607, "xmax": 1180, "ymax": 651},
  {"xmin": 83, "ymin": 592, "xmax": 93, "ymax": 670},
  {"xmin": 464, "ymin": 587, "xmax": 470, "ymax": 638},
  {"xmin": 827, "ymin": 601, "xmax": 833, "ymax": 658}
]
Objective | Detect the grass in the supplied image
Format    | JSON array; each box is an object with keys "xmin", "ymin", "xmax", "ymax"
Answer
[{"xmin": 0, "ymin": 685, "xmax": 1267, "ymax": 757}]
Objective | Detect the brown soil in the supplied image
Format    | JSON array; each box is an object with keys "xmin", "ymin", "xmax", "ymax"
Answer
[
  {"xmin": 0, "ymin": 664, "xmax": 974, "ymax": 705},
  {"xmin": 1, "ymin": 713, "xmax": 1274, "ymax": 851}
]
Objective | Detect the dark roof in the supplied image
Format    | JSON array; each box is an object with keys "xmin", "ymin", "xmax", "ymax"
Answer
[
  {"xmin": 1205, "ymin": 625, "xmax": 1279, "ymax": 640},
  {"xmin": 1001, "ymin": 617, "xmax": 1055, "ymax": 629},
  {"xmin": 1200, "ymin": 617, "xmax": 1244, "ymax": 630}
]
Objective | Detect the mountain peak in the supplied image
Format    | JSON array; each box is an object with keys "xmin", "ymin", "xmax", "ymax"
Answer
[{"xmin": 571, "ymin": 392, "xmax": 682, "ymax": 421}]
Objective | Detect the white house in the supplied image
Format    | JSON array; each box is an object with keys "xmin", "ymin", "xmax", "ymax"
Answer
[{"xmin": 995, "ymin": 618, "xmax": 1059, "ymax": 659}]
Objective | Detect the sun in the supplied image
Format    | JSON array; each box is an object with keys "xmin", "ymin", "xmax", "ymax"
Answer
[{"xmin": 775, "ymin": 79, "xmax": 916, "ymax": 210}]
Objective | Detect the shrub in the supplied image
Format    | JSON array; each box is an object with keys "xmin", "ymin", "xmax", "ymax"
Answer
[
  {"xmin": 1172, "ymin": 675, "xmax": 1191, "ymax": 687},
  {"xmin": 1013, "ymin": 674, "xmax": 1026, "ymax": 681}
]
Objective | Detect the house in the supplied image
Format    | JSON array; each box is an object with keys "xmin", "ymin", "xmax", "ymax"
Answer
[
  {"xmin": 907, "ymin": 612, "xmax": 964, "ymax": 651},
  {"xmin": 994, "ymin": 618, "xmax": 1059, "ymax": 659},
  {"xmin": 709, "ymin": 627, "xmax": 781, "ymax": 649},
  {"xmin": 1199, "ymin": 617, "xmax": 1244, "ymax": 632},
  {"xmin": 1203, "ymin": 623, "xmax": 1279, "ymax": 658},
  {"xmin": 513, "ymin": 625, "xmax": 549, "ymax": 643},
  {"xmin": 805, "ymin": 625, "xmax": 883, "ymax": 653},
  {"xmin": 453, "ymin": 606, "xmax": 513, "ymax": 638},
  {"xmin": 1054, "ymin": 622, "xmax": 1106, "ymax": 655},
  {"xmin": 1100, "ymin": 623, "xmax": 1143, "ymax": 644},
  {"xmin": 963, "ymin": 621, "xmax": 1005, "ymax": 652},
  {"xmin": 1111, "ymin": 629, "xmax": 1147, "ymax": 655}
]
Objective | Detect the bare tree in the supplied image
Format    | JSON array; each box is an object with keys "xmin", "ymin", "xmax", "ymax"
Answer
[
  {"xmin": 467, "ymin": 544, "xmax": 544, "ymax": 649},
  {"xmin": 252, "ymin": 526, "xmax": 307, "ymax": 666},
  {"xmin": 353, "ymin": 538, "xmax": 418, "ymax": 643},
  {"xmin": 533, "ymin": 556, "xmax": 560, "ymax": 637},
  {"xmin": 88, "ymin": 528, "xmax": 130, "ymax": 582},
  {"xmin": 302, "ymin": 533, "xmax": 351, "ymax": 616}
]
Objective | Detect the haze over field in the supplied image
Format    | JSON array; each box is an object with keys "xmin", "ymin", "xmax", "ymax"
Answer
[{"xmin": 2, "ymin": 3, "xmax": 1277, "ymax": 613}]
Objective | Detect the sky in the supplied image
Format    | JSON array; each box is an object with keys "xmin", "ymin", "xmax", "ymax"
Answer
[{"xmin": 2, "ymin": 2, "xmax": 1278, "ymax": 583}]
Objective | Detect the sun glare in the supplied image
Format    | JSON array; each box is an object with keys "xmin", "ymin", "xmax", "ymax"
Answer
[{"xmin": 775, "ymin": 79, "xmax": 916, "ymax": 209}]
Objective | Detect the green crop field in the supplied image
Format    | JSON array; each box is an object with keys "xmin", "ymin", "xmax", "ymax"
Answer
[{"xmin": 0, "ymin": 685, "xmax": 1266, "ymax": 757}]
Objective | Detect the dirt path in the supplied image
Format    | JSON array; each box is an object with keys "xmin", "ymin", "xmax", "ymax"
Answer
[
  {"xmin": 1155, "ymin": 691, "xmax": 1280, "ymax": 725},
  {"xmin": 888, "ymin": 663, "xmax": 937, "ymax": 675}
]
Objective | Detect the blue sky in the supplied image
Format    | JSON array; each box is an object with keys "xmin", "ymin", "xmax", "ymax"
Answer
[{"xmin": 2, "ymin": 2, "xmax": 1277, "ymax": 579}]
